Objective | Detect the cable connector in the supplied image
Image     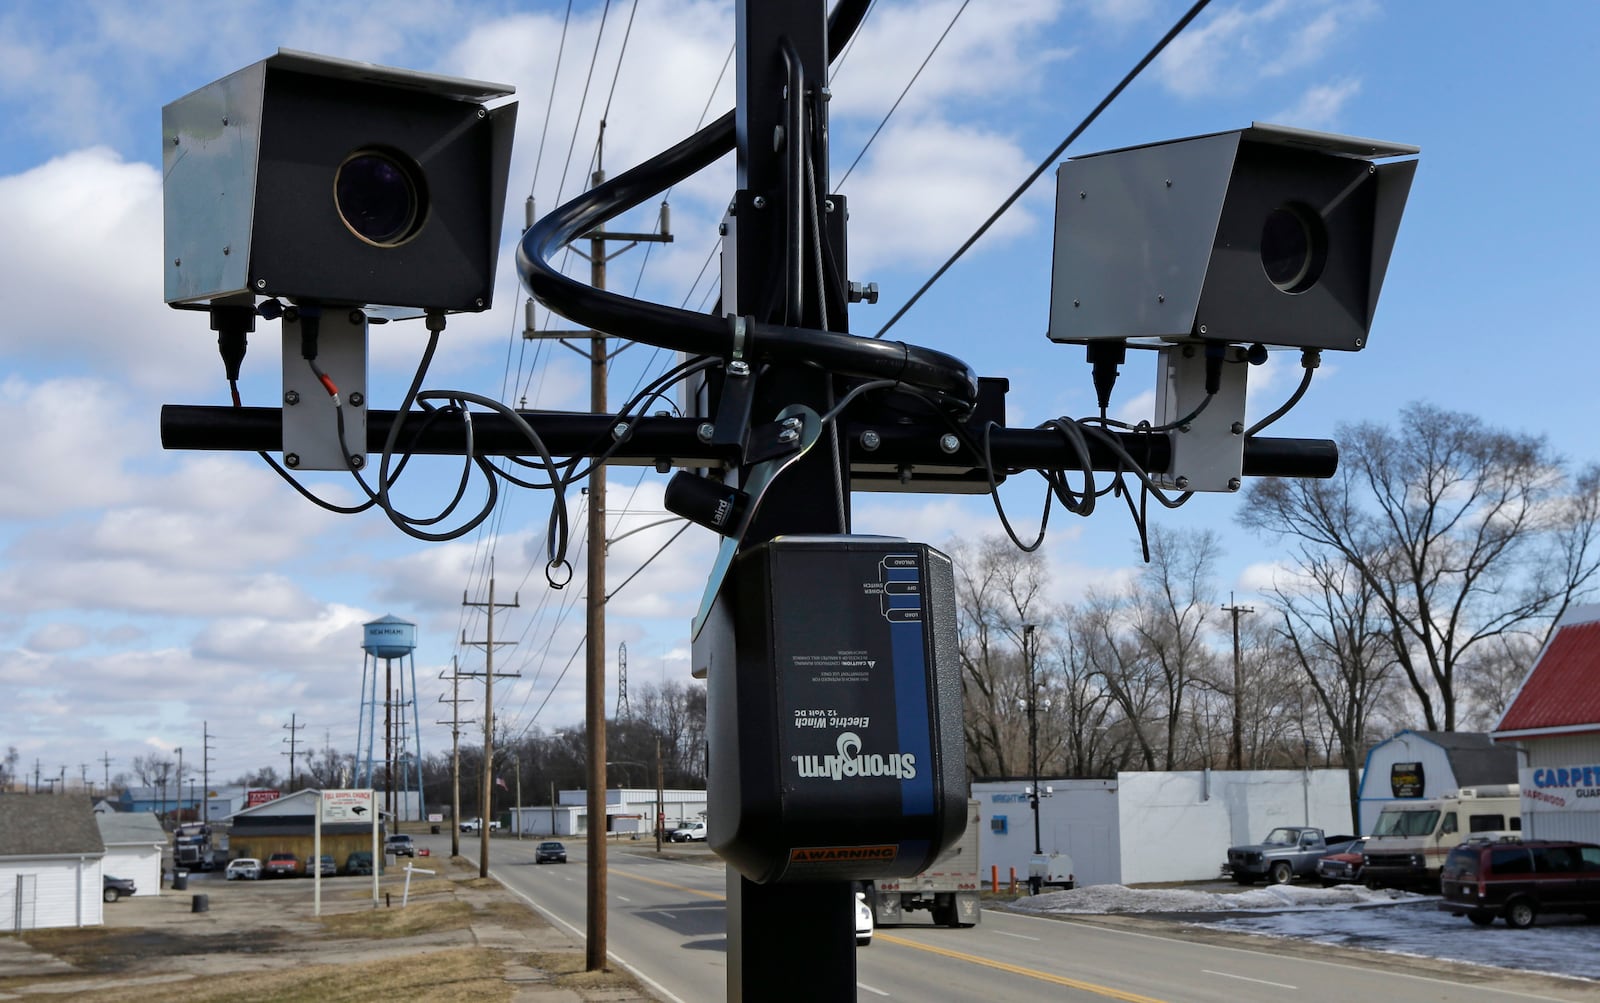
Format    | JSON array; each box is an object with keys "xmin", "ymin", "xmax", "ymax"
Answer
[{"xmin": 1086, "ymin": 340, "xmax": 1126, "ymax": 414}]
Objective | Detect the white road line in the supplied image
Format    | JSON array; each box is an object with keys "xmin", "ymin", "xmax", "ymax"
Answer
[
  {"xmin": 491, "ymin": 866, "xmax": 689, "ymax": 1003},
  {"xmin": 617, "ymin": 895, "xmax": 633, "ymax": 902},
  {"xmin": 858, "ymin": 981, "xmax": 892, "ymax": 996},
  {"xmin": 1000, "ymin": 911, "xmax": 1583, "ymax": 1002},
  {"xmin": 993, "ymin": 930, "xmax": 1042, "ymax": 942},
  {"xmin": 1203, "ymin": 969, "xmax": 1297, "ymax": 989}
]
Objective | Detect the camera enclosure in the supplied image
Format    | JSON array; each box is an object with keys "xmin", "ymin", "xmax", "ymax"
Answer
[
  {"xmin": 1048, "ymin": 123, "xmax": 1417, "ymax": 351},
  {"xmin": 162, "ymin": 49, "xmax": 517, "ymax": 316}
]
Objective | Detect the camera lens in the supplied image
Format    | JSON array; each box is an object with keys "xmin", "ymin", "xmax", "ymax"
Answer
[
  {"xmin": 1260, "ymin": 203, "xmax": 1326, "ymax": 293},
  {"xmin": 335, "ymin": 150, "xmax": 426, "ymax": 246}
]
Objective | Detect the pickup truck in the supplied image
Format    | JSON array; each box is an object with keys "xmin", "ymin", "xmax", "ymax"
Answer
[{"xmin": 1224, "ymin": 827, "xmax": 1359, "ymax": 885}]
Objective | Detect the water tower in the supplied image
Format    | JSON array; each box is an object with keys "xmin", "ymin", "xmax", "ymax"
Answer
[{"xmin": 356, "ymin": 615, "xmax": 426, "ymax": 822}]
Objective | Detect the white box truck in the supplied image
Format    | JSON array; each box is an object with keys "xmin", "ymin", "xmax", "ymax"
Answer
[{"xmin": 866, "ymin": 799, "xmax": 981, "ymax": 927}]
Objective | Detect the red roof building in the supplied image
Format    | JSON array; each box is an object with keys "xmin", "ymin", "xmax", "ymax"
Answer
[
  {"xmin": 1492, "ymin": 605, "xmax": 1600, "ymax": 844},
  {"xmin": 1495, "ymin": 612, "xmax": 1600, "ymax": 739}
]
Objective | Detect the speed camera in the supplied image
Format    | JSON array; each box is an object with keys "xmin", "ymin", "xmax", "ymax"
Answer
[
  {"xmin": 162, "ymin": 50, "xmax": 517, "ymax": 316},
  {"xmin": 1048, "ymin": 123, "xmax": 1417, "ymax": 351}
]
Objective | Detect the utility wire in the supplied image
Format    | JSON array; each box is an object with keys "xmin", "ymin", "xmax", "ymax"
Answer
[
  {"xmin": 836, "ymin": 0, "xmax": 968, "ymax": 189},
  {"xmin": 874, "ymin": 0, "xmax": 1214, "ymax": 339}
]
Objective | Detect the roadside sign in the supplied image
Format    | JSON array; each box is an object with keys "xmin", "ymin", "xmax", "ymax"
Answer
[{"xmin": 320, "ymin": 788, "xmax": 375, "ymax": 824}]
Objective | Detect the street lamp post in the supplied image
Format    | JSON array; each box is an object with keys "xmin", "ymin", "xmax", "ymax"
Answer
[{"xmin": 1023, "ymin": 625, "xmax": 1047, "ymax": 895}]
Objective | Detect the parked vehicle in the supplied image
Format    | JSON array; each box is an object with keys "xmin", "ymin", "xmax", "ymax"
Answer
[
  {"xmin": 1225, "ymin": 827, "xmax": 1359, "ymax": 885},
  {"xmin": 103, "ymin": 875, "xmax": 136, "ymax": 902},
  {"xmin": 867, "ymin": 799, "xmax": 981, "ymax": 928},
  {"xmin": 1363, "ymin": 786, "xmax": 1522, "ymax": 889},
  {"xmin": 1315, "ymin": 838, "xmax": 1368, "ymax": 887},
  {"xmin": 385, "ymin": 834, "xmax": 416, "ymax": 857},
  {"xmin": 460, "ymin": 818, "xmax": 481, "ymax": 832},
  {"xmin": 314, "ymin": 854, "xmax": 337, "ymax": 877},
  {"xmin": 225, "ymin": 857, "xmax": 262, "ymax": 881},
  {"xmin": 1439, "ymin": 839, "xmax": 1600, "ymax": 928},
  {"xmin": 535, "ymin": 841, "xmax": 567, "ymax": 864},
  {"xmin": 173, "ymin": 822, "xmax": 217, "ymax": 872},
  {"xmin": 264, "ymin": 852, "xmax": 300, "ymax": 878},
  {"xmin": 855, "ymin": 891, "xmax": 874, "ymax": 946},
  {"xmin": 344, "ymin": 851, "xmax": 375, "ymax": 876},
  {"xmin": 669, "ymin": 821, "xmax": 707, "ymax": 843}
]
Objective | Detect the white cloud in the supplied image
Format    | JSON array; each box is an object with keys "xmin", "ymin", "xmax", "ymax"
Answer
[
  {"xmin": 1153, "ymin": 0, "xmax": 1375, "ymax": 101},
  {"xmin": 1271, "ymin": 77, "xmax": 1362, "ymax": 131}
]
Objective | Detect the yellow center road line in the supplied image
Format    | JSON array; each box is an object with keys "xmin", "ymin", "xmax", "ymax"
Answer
[
  {"xmin": 608, "ymin": 868, "xmax": 727, "ymax": 901},
  {"xmin": 604, "ymin": 869, "xmax": 1166, "ymax": 1002},
  {"xmin": 872, "ymin": 934, "xmax": 1170, "ymax": 1003}
]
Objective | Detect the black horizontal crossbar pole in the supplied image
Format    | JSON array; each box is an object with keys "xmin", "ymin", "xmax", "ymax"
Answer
[{"xmin": 159, "ymin": 404, "xmax": 1339, "ymax": 479}]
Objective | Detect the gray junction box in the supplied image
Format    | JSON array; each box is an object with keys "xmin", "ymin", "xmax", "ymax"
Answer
[{"xmin": 695, "ymin": 537, "xmax": 968, "ymax": 884}]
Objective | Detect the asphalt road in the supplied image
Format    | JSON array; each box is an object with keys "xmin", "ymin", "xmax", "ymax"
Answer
[{"xmin": 440, "ymin": 833, "xmax": 1597, "ymax": 1003}]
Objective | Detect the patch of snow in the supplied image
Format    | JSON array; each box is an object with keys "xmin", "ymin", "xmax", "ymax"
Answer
[
  {"xmin": 1002, "ymin": 885, "xmax": 1600, "ymax": 983},
  {"xmin": 1006, "ymin": 882, "xmax": 1422, "ymax": 915}
]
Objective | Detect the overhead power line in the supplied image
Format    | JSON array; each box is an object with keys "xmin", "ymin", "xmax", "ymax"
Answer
[{"xmin": 875, "ymin": 0, "xmax": 1214, "ymax": 339}]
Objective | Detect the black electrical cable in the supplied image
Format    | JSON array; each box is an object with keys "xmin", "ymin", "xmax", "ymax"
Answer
[
  {"xmin": 1246, "ymin": 349, "xmax": 1321, "ymax": 437},
  {"xmin": 514, "ymin": 0, "xmax": 978, "ymax": 406},
  {"xmin": 874, "ymin": 0, "xmax": 1215, "ymax": 340}
]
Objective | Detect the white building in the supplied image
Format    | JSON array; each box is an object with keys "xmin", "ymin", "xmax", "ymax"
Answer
[
  {"xmin": 1356, "ymin": 730, "xmax": 1518, "ymax": 833},
  {"xmin": 975, "ymin": 769, "xmax": 1357, "ymax": 887},
  {"xmin": 1493, "ymin": 605, "xmax": 1600, "ymax": 844},
  {"xmin": 507, "ymin": 788, "xmax": 708, "ymax": 837},
  {"xmin": 95, "ymin": 812, "xmax": 166, "ymax": 897},
  {"xmin": 0, "ymin": 795, "xmax": 106, "ymax": 931}
]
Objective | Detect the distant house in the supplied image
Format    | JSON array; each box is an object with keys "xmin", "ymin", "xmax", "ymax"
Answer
[
  {"xmin": 96, "ymin": 812, "xmax": 166, "ymax": 896},
  {"xmin": 1357, "ymin": 730, "xmax": 1519, "ymax": 833},
  {"xmin": 1493, "ymin": 605, "xmax": 1600, "ymax": 844},
  {"xmin": 0, "ymin": 795, "xmax": 106, "ymax": 931}
]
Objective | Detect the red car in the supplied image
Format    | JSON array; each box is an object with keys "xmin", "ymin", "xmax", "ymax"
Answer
[
  {"xmin": 1315, "ymin": 838, "xmax": 1368, "ymax": 887},
  {"xmin": 264, "ymin": 853, "xmax": 301, "ymax": 878}
]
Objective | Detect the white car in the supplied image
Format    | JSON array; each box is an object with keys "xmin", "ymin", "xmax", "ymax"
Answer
[
  {"xmin": 669, "ymin": 822, "xmax": 707, "ymax": 843},
  {"xmin": 225, "ymin": 857, "xmax": 262, "ymax": 880},
  {"xmin": 855, "ymin": 891, "xmax": 874, "ymax": 946}
]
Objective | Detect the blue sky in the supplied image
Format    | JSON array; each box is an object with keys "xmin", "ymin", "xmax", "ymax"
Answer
[{"xmin": 3, "ymin": 0, "xmax": 1598, "ymax": 790}]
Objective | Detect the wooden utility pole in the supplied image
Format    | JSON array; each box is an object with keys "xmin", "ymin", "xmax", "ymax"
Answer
[
  {"xmin": 461, "ymin": 573, "xmax": 519, "ymax": 878},
  {"xmin": 1223, "ymin": 595, "xmax": 1254, "ymax": 770},
  {"xmin": 438, "ymin": 656, "xmax": 474, "ymax": 859},
  {"xmin": 525, "ymin": 123, "xmax": 671, "ymax": 971}
]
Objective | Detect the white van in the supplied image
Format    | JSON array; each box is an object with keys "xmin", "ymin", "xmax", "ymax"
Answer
[{"xmin": 1362, "ymin": 785, "xmax": 1521, "ymax": 888}]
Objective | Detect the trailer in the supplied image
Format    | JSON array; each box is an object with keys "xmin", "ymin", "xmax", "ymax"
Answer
[{"xmin": 867, "ymin": 799, "xmax": 981, "ymax": 928}]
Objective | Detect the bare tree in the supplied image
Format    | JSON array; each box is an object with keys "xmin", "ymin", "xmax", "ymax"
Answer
[
  {"xmin": 1242, "ymin": 402, "xmax": 1600, "ymax": 731},
  {"xmin": 946, "ymin": 536, "xmax": 1050, "ymax": 778},
  {"xmin": 1087, "ymin": 527, "xmax": 1221, "ymax": 769},
  {"xmin": 1265, "ymin": 553, "xmax": 1398, "ymax": 830}
]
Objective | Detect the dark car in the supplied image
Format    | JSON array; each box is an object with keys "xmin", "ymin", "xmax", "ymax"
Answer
[
  {"xmin": 344, "ymin": 851, "xmax": 375, "ymax": 876},
  {"xmin": 535, "ymin": 841, "xmax": 567, "ymax": 864},
  {"xmin": 314, "ymin": 854, "xmax": 337, "ymax": 877},
  {"xmin": 264, "ymin": 852, "xmax": 300, "ymax": 878},
  {"xmin": 1316, "ymin": 838, "xmax": 1368, "ymax": 887},
  {"xmin": 385, "ymin": 834, "xmax": 416, "ymax": 858},
  {"xmin": 1438, "ymin": 838, "xmax": 1600, "ymax": 928},
  {"xmin": 103, "ymin": 875, "xmax": 136, "ymax": 903}
]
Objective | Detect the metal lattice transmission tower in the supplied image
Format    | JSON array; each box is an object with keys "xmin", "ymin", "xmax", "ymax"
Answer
[
  {"xmin": 616, "ymin": 641, "xmax": 629, "ymax": 719},
  {"xmin": 355, "ymin": 615, "xmax": 426, "ymax": 822}
]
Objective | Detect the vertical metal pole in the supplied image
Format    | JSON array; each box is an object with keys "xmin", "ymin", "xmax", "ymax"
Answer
[
  {"xmin": 723, "ymin": 4, "xmax": 855, "ymax": 1000},
  {"xmin": 585, "ymin": 159, "xmax": 611, "ymax": 973},
  {"xmin": 1026, "ymin": 624, "xmax": 1042, "ymax": 858}
]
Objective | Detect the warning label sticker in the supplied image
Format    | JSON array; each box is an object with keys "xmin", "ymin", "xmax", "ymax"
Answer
[{"xmin": 788, "ymin": 845, "xmax": 898, "ymax": 866}]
